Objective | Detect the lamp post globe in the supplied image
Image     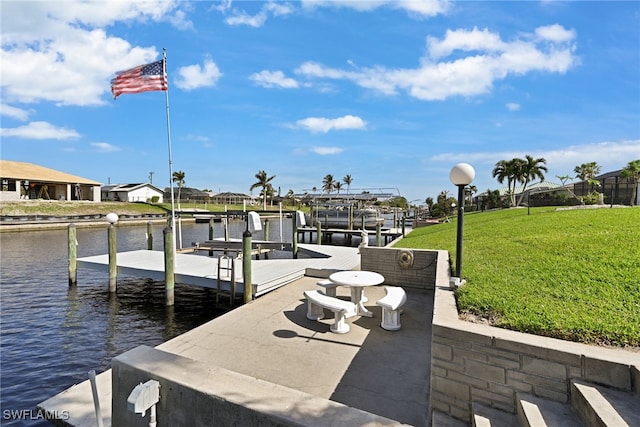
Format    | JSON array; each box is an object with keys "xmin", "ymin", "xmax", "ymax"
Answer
[
  {"xmin": 106, "ymin": 213, "xmax": 119, "ymax": 224},
  {"xmin": 449, "ymin": 163, "xmax": 475, "ymax": 283},
  {"xmin": 449, "ymin": 163, "xmax": 475, "ymax": 186}
]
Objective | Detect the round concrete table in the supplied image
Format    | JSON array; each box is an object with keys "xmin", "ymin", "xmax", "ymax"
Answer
[{"xmin": 329, "ymin": 271, "xmax": 384, "ymax": 317}]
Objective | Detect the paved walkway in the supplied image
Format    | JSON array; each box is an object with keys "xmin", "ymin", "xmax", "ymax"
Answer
[{"xmin": 40, "ymin": 275, "xmax": 434, "ymax": 426}]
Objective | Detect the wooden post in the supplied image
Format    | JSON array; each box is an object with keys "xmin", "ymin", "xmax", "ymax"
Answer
[
  {"xmin": 316, "ymin": 221, "xmax": 322, "ymax": 245},
  {"xmin": 108, "ymin": 224, "xmax": 117, "ymax": 292},
  {"xmin": 224, "ymin": 217, "xmax": 229, "ymax": 241},
  {"xmin": 376, "ymin": 223, "xmax": 382, "ymax": 247},
  {"xmin": 68, "ymin": 223, "xmax": 77, "ymax": 286},
  {"xmin": 292, "ymin": 213, "xmax": 298, "ymax": 259},
  {"xmin": 242, "ymin": 230, "xmax": 252, "ymax": 303},
  {"xmin": 264, "ymin": 218, "xmax": 270, "ymax": 241},
  {"xmin": 402, "ymin": 216, "xmax": 406, "ymax": 237},
  {"xmin": 146, "ymin": 221, "xmax": 153, "ymax": 250},
  {"xmin": 393, "ymin": 210, "xmax": 398, "ymax": 228},
  {"xmin": 361, "ymin": 216, "xmax": 366, "ymax": 230},
  {"xmin": 164, "ymin": 226, "xmax": 175, "ymax": 306},
  {"xmin": 208, "ymin": 218, "xmax": 215, "ymax": 256}
]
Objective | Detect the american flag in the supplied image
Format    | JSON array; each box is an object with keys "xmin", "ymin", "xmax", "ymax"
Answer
[{"xmin": 111, "ymin": 59, "xmax": 168, "ymax": 99}]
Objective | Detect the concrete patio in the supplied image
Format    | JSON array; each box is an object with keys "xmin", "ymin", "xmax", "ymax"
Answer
[{"xmin": 39, "ymin": 273, "xmax": 435, "ymax": 426}]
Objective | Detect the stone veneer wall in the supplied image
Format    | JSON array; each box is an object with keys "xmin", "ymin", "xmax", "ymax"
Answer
[
  {"xmin": 429, "ymin": 258, "xmax": 639, "ymax": 424},
  {"xmin": 359, "ymin": 246, "xmax": 440, "ymax": 289},
  {"xmin": 360, "ymin": 245, "xmax": 639, "ymax": 424}
]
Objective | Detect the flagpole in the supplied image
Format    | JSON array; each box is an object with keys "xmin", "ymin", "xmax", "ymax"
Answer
[{"xmin": 163, "ymin": 48, "xmax": 177, "ymax": 251}]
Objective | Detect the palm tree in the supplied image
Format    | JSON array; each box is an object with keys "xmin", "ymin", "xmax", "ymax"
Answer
[
  {"xmin": 322, "ymin": 174, "xmax": 335, "ymax": 195},
  {"xmin": 556, "ymin": 174, "xmax": 579, "ymax": 201},
  {"xmin": 467, "ymin": 185, "xmax": 478, "ymax": 206},
  {"xmin": 621, "ymin": 159, "xmax": 640, "ymax": 206},
  {"xmin": 343, "ymin": 174, "xmax": 353, "ymax": 193},
  {"xmin": 515, "ymin": 155, "xmax": 548, "ymax": 206},
  {"xmin": 285, "ymin": 189, "xmax": 295, "ymax": 207},
  {"xmin": 250, "ymin": 170, "xmax": 276, "ymax": 210},
  {"xmin": 172, "ymin": 170, "xmax": 185, "ymax": 209},
  {"xmin": 425, "ymin": 197, "xmax": 434, "ymax": 213},
  {"xmin": 492, "ymin": 159, "xmax": 522, "ymax": 207},
  {"xmin": 334, "ymin": 182, "xmax": 343, "ymax": 195},
  {"xmin": 574, "ymin": 162, "xmax": 601, "ymax": 196}
]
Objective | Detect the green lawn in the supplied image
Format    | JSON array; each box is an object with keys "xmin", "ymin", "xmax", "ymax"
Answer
[{"xmin": 396, "ymin": 207, "xmax": 640, "ymax": 348}]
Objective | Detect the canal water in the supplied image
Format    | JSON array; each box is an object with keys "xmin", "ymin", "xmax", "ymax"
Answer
[{"xmin": 0, "ymin": 219, "xmax": 300, "ymax": 426}]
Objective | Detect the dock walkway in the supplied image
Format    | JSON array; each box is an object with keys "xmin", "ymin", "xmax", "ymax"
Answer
[
  {"xmin": 39, "ymin": 276, "xmax": 434, "ymax": 426},
  {"xmin": 77, "ymin": 243, "xmax": 361, "ymax": 297}
]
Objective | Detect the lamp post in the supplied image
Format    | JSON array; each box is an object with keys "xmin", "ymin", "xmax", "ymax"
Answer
[{"xmin": 449, "ymin": 163, "xmax": 475, "ymax": 281}]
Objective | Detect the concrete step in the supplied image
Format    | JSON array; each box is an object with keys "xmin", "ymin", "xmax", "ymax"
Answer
[
  {"xmin": 571, "ymin": 379, "xmax": 640, "ymax": 427},
  {"xmin": 472, "ymin": 403, "xmax": 516, "ymax": 427},
  {"xmin": 432, "ymin": 409, "xmax": 469, "ymax": 427},
  {"xmin": 516, "ymin": 392, "xmax": 582, "ymax": 427}
]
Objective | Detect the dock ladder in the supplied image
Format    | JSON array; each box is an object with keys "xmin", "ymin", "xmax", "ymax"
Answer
[{"xmin": 216, "ymin": 255, "xmax": 238, "ymax": 306}]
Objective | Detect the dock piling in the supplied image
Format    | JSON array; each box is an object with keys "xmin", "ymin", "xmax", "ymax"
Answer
[
  {"xmin": 68, "ymin": 223, "xmax": 77, "ymax": 286},
  {"xmin": 164, "ymin": 226, "xmax": 175, "ymax": 306},
  {"xmin": 292, "ymin": 214, "xmax": 298, "ymax": 259},
  {"xmin": 242, "ymin": 230, "xmax": 252, "ymax": 304},
  {"xmin": 146, "ymin": 221, "xmax": 153, "ymax": 250},
  {"xmin": 263, "ymin": 219, "xmax": 270, "ymax": 259},
  {"xmin": 108, "ymin": 224, "xmax": 117, "ymax": 292},
  {"xmin": 376, "ymin": 223, "xmax": 382, "ymax": 247},
  {"xmin": 316, "ymin": 221, "xmax": 322, "ymax": 245},
  {"xmin": 208, "ymin": 218, "xmax": 215, "ymax": 256}
]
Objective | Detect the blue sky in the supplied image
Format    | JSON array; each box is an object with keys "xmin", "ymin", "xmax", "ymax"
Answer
[{"xmin": 1, "ymin": 1, "xmax": 639, "ymax": 203}]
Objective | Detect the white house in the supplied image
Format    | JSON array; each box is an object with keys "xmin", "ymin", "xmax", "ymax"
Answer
[{"xmin": 101, "ymin": 183, "xmax": 164, "ymax": 203}]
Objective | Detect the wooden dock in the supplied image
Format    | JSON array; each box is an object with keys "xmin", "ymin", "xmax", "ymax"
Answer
[
  {"xmin": 297, "ymin": 226, "xmax": 406, "ymax": 245},
  {"xmin": 77, "ymin": 243, "xmax": 360, "ymax": 297},
  {"xmin": 176, "ymin": 238, "xmax": 291, "ymax": 258}
]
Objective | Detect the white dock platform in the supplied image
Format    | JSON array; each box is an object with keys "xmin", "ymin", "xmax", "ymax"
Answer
[{"xmin": 77, "ymin": 244, "xmax": 360, "ymax": 296}]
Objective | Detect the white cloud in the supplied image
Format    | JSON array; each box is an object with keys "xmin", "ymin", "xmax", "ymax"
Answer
[
  {"xmin": 0, "ymin": 121, "xmax": 80, "ymax": 140},
  {"xmin": 506, "ymin": 103, "xmax": 520, "ymax": 111},
  {"xmin": 296, "ymin": 25, "xmax": 578, "ymax": 101},
  {"xmin": 250, "ymin": 70, "xmax": 299, "ymax": 88},
  {"xmin": 225, "ymin": 10, "xmax": 268, "ymax": 27},
  {"xmin": 535, "ymin": 24, "xmax": 576, "ymax": 43},
  {"xmin": 0, "ymin": 1, "xmax": 189, "ymax": 106},
  {"xmin": 310, "ymin": 146, "xmax": 344, "ymax": 155},
  {"xmin": 0, "ymin": 104, "xmax": 31, "ymax": 121},
  {"xmin": 427, "ymin": 27, "xmax": 506, "ymax": 59},
  {"xmin": 295, "ymin": 115, "xmax": 367, "ymax": 133},
  {"xmin": 222, "ymin": 0, "xmax": 448, "ymax": 27},
  {"xmin": 222, "ymin": 1, "xmax": 294, "ymax": 27},
  {"xmin": 91, "ymin": 142, "xmax": 120, "ymax": 153},
  {"xmin": 167, "ymin": 9, "xmax": 195, "ymax": 31},
  {"xmin": 301, "ymin": 0, "xmax": 451, "ymax": 17},
  {"xmin": 263, "ymin": 2, "xmax": 295, "ymax": 17},
  {"xmin": 174, "ymin": 58, "xmax": 222, "ymax": 90}
]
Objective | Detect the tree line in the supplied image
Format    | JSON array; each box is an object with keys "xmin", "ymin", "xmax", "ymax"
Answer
[{"xmin": 424, "ymin": 157, "xmax": 640, "ymax": 217}]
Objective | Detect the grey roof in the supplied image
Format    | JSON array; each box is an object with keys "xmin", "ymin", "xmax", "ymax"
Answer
[{"xmin": 103, "ymin": 183, "xmax": 164, "ymax": 193}]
